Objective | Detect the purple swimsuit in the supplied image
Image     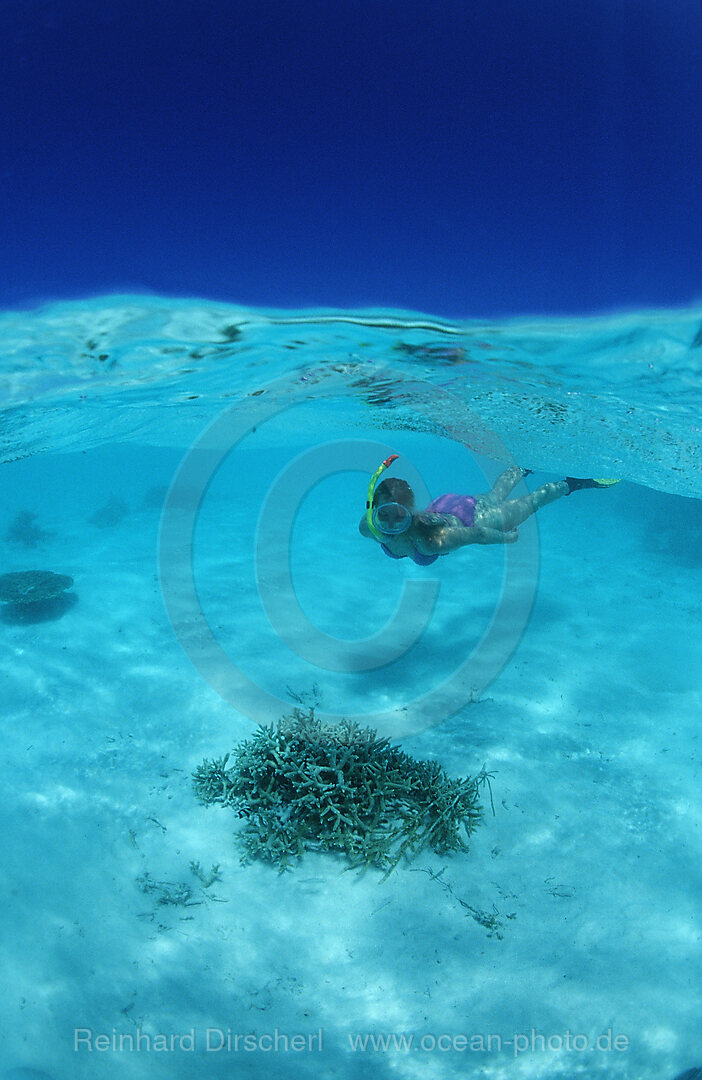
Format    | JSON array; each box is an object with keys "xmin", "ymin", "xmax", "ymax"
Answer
[
  {"xmin": 425, "ymin": 493, "xmax": 476, "ymax": 526},
  {"xmin": 381, "ymin": 493, "xmax": 476, "ymax": 566}
]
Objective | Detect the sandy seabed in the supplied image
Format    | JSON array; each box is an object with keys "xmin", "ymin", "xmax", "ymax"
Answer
[{"xmin": 1, "ymin": 437, "xmax": 700, "ymax": 1080}]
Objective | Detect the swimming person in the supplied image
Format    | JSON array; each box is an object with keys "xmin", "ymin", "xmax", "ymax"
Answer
[{"xmin": 360, "ymin": 455, "xmax": 618, "ymax": 565}]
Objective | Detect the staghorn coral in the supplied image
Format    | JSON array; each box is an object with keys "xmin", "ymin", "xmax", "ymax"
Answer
[{"xmin": 193, "ymin": 708, "xmax": 489, "ymax": 875}]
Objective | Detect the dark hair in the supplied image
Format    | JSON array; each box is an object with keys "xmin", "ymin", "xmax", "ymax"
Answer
[{"xmin": 373, "ymin": 477, "xmax": 415, "ymax": 510}]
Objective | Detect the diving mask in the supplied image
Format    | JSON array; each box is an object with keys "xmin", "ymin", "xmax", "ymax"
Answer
[{"xmin": 371, "ymin": 501, "xmax": 412, "ymax": 536}]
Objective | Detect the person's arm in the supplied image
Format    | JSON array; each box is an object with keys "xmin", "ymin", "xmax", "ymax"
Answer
[{"xmin": 472, "ymin": 525, "xmax": 518, "ymax": 545}]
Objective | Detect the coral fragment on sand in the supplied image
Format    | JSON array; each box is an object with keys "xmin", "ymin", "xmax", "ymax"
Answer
[
  {"xmin": 0, "ymin": 570, "xmax": 74, "ymax": 604},
  {"xmin": 5, "ymin": 510, "xmax": 52, "ymax": 548}
]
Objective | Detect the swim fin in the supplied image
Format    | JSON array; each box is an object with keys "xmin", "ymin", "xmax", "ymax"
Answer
[{"xmin": 565, "ymin": 477, "xmax": 620, "ymax": 495}]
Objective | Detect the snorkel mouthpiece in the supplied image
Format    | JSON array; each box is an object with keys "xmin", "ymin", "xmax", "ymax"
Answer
[{"xmin": 366, "ymin": 454, "xmax": 400, "ymax": 541}]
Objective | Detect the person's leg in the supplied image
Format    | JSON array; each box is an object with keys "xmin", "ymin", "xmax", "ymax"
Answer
[
  {"xmin": 484, "ymin": 465, "xmax": 528, "ymax": 504},
  {"xmin": 476, "ymin": 479, "xmax": 568, "ymax": 531},
  {"xmin": 496, "ymin": 480, "xmax": 569, "ymax": 530}
]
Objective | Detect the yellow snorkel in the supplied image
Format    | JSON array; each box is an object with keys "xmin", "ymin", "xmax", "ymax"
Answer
[{"xmin": 366, "ymin": 454, "xmax": 399, "ymax": 540}]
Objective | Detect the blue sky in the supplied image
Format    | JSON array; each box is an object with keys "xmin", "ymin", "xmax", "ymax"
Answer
[{"xmin": 1, "ymin": 0, "xmax": 701, "ymax": 318}]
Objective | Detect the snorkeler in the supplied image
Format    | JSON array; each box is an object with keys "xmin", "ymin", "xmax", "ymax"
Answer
[{"xmin": 359, "ymin": 455, "xmax": 619, "ymax": 566}]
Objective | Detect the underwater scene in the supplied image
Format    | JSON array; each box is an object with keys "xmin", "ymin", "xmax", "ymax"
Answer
[{"xmin": 2, "ymin": 294, "xmax": 701, "ymax": 1080}]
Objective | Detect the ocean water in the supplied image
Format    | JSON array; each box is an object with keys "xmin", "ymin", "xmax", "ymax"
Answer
[{"xmin": 1, "ymin": 294, "xmax": 701, "ymax": 1080}]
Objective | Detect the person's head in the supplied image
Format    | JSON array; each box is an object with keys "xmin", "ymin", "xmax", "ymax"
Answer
[
  {"xmin": 373, "ymin": 477, "xmax": 415, "ymax": 510},
  {"xmin": 370, "ymin": 477, "xmax": 415, "ymax": 537}
]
